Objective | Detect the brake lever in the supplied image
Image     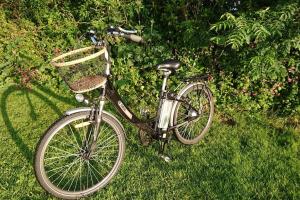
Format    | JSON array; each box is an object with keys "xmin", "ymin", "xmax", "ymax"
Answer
[
  {"xmin": 117, "ymin": 27, "xmax": 137, "ymax": 34},
  {"xmin": 107, "ymin": 26, "xmax": 122, "ymax": 36},
  {"xmin": 86, "ymin": 30, "xmax": 98, "ymax": 45},
  {"xmin": 87, "ymin": 30, "xmax": 97, "ymax": 38}
]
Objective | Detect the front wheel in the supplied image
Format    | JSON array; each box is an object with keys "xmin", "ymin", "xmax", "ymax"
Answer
[
  {"xmin": 172, "ymin": 82, "xmax": 214, "ymax": 144},
  {"xmin": 34, "ymin": 111, "xmax": 125, "ymax": 199}
]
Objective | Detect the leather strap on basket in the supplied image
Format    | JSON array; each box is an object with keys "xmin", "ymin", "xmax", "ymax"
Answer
[{"xmin": 51, "ymin": 46, "xmax": 107, "ymax": 67}]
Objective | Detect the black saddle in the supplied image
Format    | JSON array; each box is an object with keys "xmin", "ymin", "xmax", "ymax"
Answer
[{"xmin": 157, "ymin": 59, "xmax": 180, "ymax": 72}]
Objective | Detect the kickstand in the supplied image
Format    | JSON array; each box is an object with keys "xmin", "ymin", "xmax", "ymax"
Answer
[{"xmin": 158, "ymin": 139, "xmax": 172, "ymax": 162}]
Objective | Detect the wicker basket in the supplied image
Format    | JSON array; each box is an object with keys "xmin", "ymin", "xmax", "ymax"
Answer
[{"xmin": 51, "ymin": 46, "xmax": 108, "ymax": 93}]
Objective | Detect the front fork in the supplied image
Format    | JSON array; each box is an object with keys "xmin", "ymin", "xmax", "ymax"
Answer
[{"xmin": 88, "ymin": 88, "xmax": 106, "ymax": 155}]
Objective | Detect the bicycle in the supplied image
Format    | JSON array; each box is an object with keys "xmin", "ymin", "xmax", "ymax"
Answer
[{"xmin": 34, "ymin": 26, "xmax": 214, "ymax": 199}]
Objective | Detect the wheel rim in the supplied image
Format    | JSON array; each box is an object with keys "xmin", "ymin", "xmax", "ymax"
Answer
[
  {"xmin": 40, "ymin": 115, "xmax": 122, "ymax": 195},
  {"xmin": 175, "ymin": 84, "xmax": 212, "ymax": 141}
]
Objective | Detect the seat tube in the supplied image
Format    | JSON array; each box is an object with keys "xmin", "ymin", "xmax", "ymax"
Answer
[
  {"xmin": 161, "ymin": 71, "xmax": 171, "ymax": 93},
  {"xmin": 155, "ymin": 70, "xmax": 172, "ymax": 132}
]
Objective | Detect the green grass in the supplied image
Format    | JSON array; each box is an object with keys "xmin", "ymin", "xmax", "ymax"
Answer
[{"xmin": 0, "ymin": 83, "xmax": 299, "ymax": 199}]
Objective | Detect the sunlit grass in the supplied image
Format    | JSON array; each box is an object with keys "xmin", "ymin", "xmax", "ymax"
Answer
[{"xmin": 0, "ymin": 83, "xmax": 299, "ymax": 199}]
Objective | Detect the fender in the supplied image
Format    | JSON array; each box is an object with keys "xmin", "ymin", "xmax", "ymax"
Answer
[{"xmin": 64, "ymin": 107, "xmax": 126, "ymax": 136}]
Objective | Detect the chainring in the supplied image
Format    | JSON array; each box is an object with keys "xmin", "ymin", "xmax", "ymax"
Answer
[{"xmin": 138, "ymin": 129, "xmax": 153, "ymax": 146}]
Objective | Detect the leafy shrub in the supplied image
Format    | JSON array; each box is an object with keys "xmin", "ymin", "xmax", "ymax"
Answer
[
  {"xmin": 210, "ymin": 3, "xmax": 300, "ymax": 113},
  {"xmin": 0, "ymin": 0, "xmax": 299, "ymax": 114}
]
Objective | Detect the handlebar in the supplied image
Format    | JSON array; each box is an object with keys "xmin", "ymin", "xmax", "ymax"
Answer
[
  {"xmin": 89, "ymin": 26, "xmax": 144, "ymax": 44},
  {"xmin": 123, "ymin": 34, "xmax": 144, "ymax": 43},
  {"xmin": 107, "ymin": 26, "xmax": 144, "ymax": 44}
]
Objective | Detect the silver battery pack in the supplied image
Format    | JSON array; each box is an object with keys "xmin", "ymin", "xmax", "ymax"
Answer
[{"xmin": 158, "ymin": 99, "xmax": 173, "ymax": 130}]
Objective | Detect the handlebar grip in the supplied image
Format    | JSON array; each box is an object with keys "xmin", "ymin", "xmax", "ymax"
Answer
[{"xmin": 124, "ymin": 34, "xmax": 144, "ymax": 43}]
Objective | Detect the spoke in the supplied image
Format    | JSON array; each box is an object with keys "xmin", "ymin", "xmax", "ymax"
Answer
[
  {"xmin": 94, "ymin": 144, "xmax": 118, "ymax": 155},
  {"xmin": 96, "ymin": 142, "xmax": 116, "ymax": 154},
  {"xmin": 80, "ymin": 158, "xmax": 82, "ymax": 191},
  {"xmin": 97, "ymin": 134, "xmax": 115, "ymax": 148},
  {"xmin": 58, "ymin": 133, "xmax": 79, "ymax": 151},
  {"xmin": 52, "ymin": 138, "xmax": 77, "ymax": 149},
  {"xmin": 100, "ymin": 125, "xmax": 110, "ymax": 135},
  {"xmin": 86, "ymin": 161, "xmax": 90, "ymax": 189},
  {"xmin": 180, "ymin": 121, "xmax": 189, "ymax": 133},
  {"xmin": 68, "ymin": 124, "xmax": 81, "ymax": 149},
  {"xmin": 47, "ymin": 164, "xmax": 71, "ymax": 176},
  {"xmin": 94, "ymin": 144, "xmax": 119, "ymax": 155},
  {"xmin": 176, "ymin": 121, "xmax": 189, "ymax": 129},
  {"xmin": 72, "ymin": 160, "xmax": 81, "ymax": 192},
  {"xmin": 56, "ymin": 158, "xmax": 80, "ymax": 187},
  {"xmin": 176, "ymin": 106, "xmax": 189, "ymax": 123},
  {"xmin": 184, "ymin": 122, "xmax": 191, "ymax": 138},
  {"xmin": 45, "ymin": 159, "xmax": 64, "ymax": 167},
  {"xmin": 98, "ymin": 128, "xmax": 113, "ymax": 142},
  {"xmin": 86, "ymin": 123, "xmax": 93, "ymax": 144},
  {"xmin": 178, "ymin": 107, "xmax": 188, "ymax": 115},
  {"xmin": 47, "ymin": 145, "xmax": 76, "ymax": 156},
  {"xmin": 92, "ymin": 158, "xmax": 115, "ymax": 172},
  {"xmin": 87, "ymin": 161, "xmax": 94, "ymax": 188},
  {"xmin": 100, "ymin": 136, "xmax": 117, "ymax": 149},
  {"xmin": 187, "ymin": 122, "xmax": 196, "ymax": 139},
  {"xmin": 77, "ymin": 119, "xmax": 86, "ymax": 147},
  {"xmin": 91, "ymin": 156, "xmax": 118, "ymax": 170},
  {"xmin": 63, "ymin": 161, "xmax": 82, "ymax": 191},
  {"xmin": 91, "ymin": 148, "xmax": 118, "ymax": 158},
  {"xmin": 89, "ymin": 162, "xmax": 102, "ymax": 182},
  {"xmin": 92, "ymin": 154, "xmax": 116, "ymax": 166},
  {"xmin": 45, "ymin": 153, "xmax": 78, "ymax": 161},
  {"xmin": 47, "ymin": 157, "xmax": 79, "ymax": 177},
  {"xmin": 46, "ymin": 159, "xmax": 77, "ymax": 174},
  {"xmin": 198, "ymin": 89, "xmax": 204, "ymax": 112},
  {"xmin": 49, "ymin": 158, "xmax": 80, "ymax": 183}
]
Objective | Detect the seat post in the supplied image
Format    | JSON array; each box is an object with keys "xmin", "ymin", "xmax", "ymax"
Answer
[{"xmin": 161, "ymin": 70, "xmax": 171, "ymax": 92}]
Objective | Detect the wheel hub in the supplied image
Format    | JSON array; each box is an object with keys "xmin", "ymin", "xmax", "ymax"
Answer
[
  {"xmin": 188, "ymin": 108, "xmax": 199, "ymax": 120},
  {"xmin": 79, "ymin": 147, "xmax": 91, "ymax": 160}
]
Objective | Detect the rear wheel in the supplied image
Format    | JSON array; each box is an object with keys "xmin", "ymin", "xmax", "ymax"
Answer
[
  {"xmin": 34, "ymin": 111, "xmax": 125, "ymax": 199},
  {"xmin": 172, "ymin": 82, "xmax": 214, "ymax": 144}
]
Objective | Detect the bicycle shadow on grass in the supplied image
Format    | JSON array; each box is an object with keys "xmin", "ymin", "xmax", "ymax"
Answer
[{"xmin": 0, "ymin": 83, "xmax": 77, "ymax": 163}]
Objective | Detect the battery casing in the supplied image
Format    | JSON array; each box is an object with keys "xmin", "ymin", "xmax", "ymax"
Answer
[{"xmin": 158, "ymin": 99, "xmax": 174, "ymax": 130}]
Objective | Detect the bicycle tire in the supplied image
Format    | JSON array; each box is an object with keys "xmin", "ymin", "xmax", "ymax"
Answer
[
  {"xmin": 34, "ymin": 111, "xmax": 125, "ymax": 199},
  {"xmin": 172, "ymin": 82, "xmax": 214, "ymax": 144}
]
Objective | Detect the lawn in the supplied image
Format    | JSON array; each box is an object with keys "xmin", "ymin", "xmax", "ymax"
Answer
[{"xmin": 0, "ymin": 83, "xmax": 299, "ymax": 199}]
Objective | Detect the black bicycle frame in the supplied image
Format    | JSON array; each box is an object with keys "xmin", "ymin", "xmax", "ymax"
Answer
[
  {"xmin": 104, "ymin": 77, "xmax": 154, "ymax": 133},
  {"xmin": 96, "ymin": 41, "xmax": 205, "ymax": 135},
  {"xmin": 103, "ymin": 76, "xmax": 199, "ymax": 135}
]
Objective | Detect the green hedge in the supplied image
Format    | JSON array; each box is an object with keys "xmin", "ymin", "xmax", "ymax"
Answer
[{"xmin": 0, "ymin": 0, "xmax": 299, "ymax": 114}]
